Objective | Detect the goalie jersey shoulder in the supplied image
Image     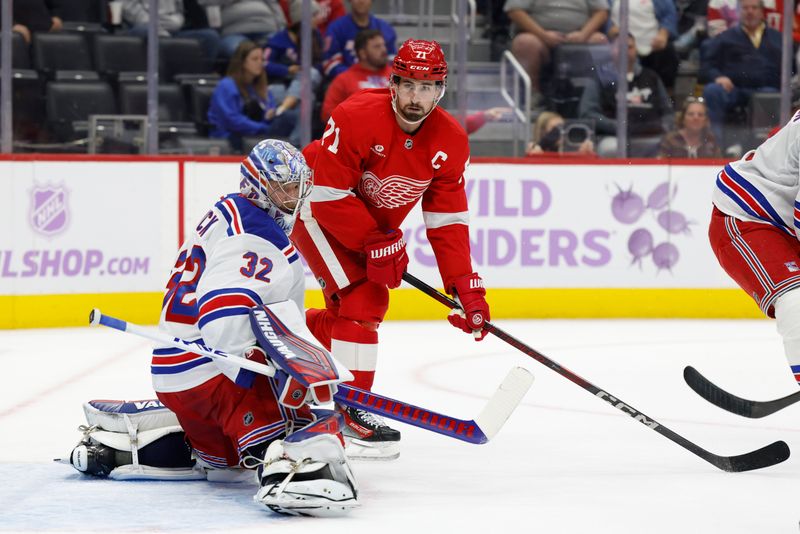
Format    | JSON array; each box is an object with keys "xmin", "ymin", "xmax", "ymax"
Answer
[{"xmin": 211, "ymin": 194, "xmax": 299, "ymax": 264}]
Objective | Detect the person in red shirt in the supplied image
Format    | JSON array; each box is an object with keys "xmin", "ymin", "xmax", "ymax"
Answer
[
  {"xmin": 321, "ymin": 28, "xmax": 392, "ymax": 123},
  {"xmin": 291, "ymin": 39, "xmax": 490, "ymax": 461}
]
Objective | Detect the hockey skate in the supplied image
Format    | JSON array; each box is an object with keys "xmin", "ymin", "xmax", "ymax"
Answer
[
  {"xmin": 340, "ymin": 405, "xmax": 401, "ymax": 461},
  {"xmin": 255, "ymin": 433, "xmax": 359, "ymax": 517}
]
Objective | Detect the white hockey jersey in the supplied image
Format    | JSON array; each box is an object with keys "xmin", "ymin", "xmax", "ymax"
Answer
[
  {"xmin": 713, "ymin": 110, "xmax": 800, "ymax": 237},
  {"xmin": 152, "ymin": 194, "xmax": 305, "ymax": 393}
]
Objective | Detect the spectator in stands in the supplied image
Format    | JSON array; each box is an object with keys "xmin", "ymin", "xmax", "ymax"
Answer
[
  {"xmin": 526, "ymin": 111, "xmax": 596, "ymax": 155},
  {"xmin": 264, "ymin": 6, "xmax": 324, "ymax": 88},
  {"xmin": 198, "ymin": 0, "xmax": 289, "ymax": 58},
  {"xmin": 323, "ymin": 0, "xmax": 397, "ymax": 79},
  {"xmin": 707, "ymin": 0, "xmax": 800, "ymax": 50},
  {"xmin": 122, "ymin": 0, "xmax": 221, "ymax": 60},
  {"xmin": 607, "ymin": 0, "xmax": 679, "ymax": 91},
  {"xmin": 320, "ymin": 28, "xmax": 391, "ymax": 122},
  {"xmin": 51, "ymin": 0, "xmax": 105, "ymax": 23},
  {"xmin": 658, "ymin": 96, "xmax": 721, "ymax": 158},
  {"xmin": 320, "ymin": 29, "xmax": 512, "ymax": 135},
  {"xmin": 283, "ymin": 0, "xmax": 345, "ymax": 34},
  {"xmin": 7, "ymin": 0, "xmax": 63, "ymax": 43},
  {"xmin": 504, "ymin": 0, "xmax": 608, "ymax": 103},
  {"xmin": 701, "ymin": 0, "xmax": 782, "ymax": 144},
  {"xmin": 578, "ymin": 33, "xmax": 672, "ymax": 157},
  {"xmin": 208, "ymin": 39, "xmax": 299, "ymax": 151}
]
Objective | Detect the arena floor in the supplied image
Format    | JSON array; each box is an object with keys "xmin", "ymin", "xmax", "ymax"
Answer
[{"xmin": 1, "ymin": 318, "xmax": 798, "ymax": 533}]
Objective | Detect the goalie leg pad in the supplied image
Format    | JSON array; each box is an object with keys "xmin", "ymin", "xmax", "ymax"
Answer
[
  {"xmin": 254, "ymin": 414, "xmax": 358, "ymax": 517},
  {"xmin": 775, "ymin": 290, "xmax": 800, "ymax": 385},
  {"xmin": 69, "ymin": 400, "xmax": 203, "ymax": 481}
]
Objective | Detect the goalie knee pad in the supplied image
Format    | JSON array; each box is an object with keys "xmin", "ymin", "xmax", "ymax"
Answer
[
  {"xmin": 69, "ymin": 400, "xmax": 204, "ymax": 481},
  {"xmin": 775, "ymin": 290, "xmax": 800, "ymax": 385},
  {"xmin": 254, "ymin": 413, "xmax": 359, "ymax": 517}
]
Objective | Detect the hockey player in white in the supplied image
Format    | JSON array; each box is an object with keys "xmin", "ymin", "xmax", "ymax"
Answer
[
  {"xmin": 68, "ymin": 139, "xmax": 359, "ymax": 517},
  {"xmin": 711, "ymin": 110, "xmax": 800, "ymax": 388}
]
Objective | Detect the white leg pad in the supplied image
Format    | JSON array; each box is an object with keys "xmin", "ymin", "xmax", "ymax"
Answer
[{"xmin": 254, "ymin": 436, "xmax": 359, "ymax": 517}]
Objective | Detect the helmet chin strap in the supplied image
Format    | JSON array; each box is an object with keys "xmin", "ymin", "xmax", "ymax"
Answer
[{"xmin": 390, "ymin": 84, "xmax": 446, "ymax": 127}]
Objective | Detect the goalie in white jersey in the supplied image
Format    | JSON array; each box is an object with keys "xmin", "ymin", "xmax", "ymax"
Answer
[
  {"xmin": 711, "ymin": 110, "xmax": 800, "ymax": 387},
  {"xmin": 67, "ymin": 139, "xmax": 360, "ymax": 517}
]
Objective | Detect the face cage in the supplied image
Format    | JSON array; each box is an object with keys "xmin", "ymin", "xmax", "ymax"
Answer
[
  {"xmin": 259, "ymin": 167, "xmax": 313, "ymax": 216},
  {"xmin": 389, "ymin": 77, "xmax": 446, "ymax": 126}
]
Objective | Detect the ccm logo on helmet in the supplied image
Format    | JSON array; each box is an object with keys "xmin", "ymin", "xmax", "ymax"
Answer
[{"xmin": 409, "ymin": 65, "xmax": 430, "ymax": 71}]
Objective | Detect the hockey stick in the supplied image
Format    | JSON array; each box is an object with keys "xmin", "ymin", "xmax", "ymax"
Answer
[
  {"xmin": 401, "ymin": 272, "xmax": 790, "ymax": 472},
  {"xmin": 89, "ymin": 309, "xmax": 533, "ymax": 445},
  {"xmin": 684, "ymin": 365, "xmax": 800, "ymax": 418}
]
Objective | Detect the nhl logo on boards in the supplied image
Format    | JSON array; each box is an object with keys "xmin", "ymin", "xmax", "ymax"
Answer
[
  {"xmin": 404, "ymin": 139, "xmax": 413, "ymax": 150},
  {"xmin": 243, "ymin": 411, "xmax": 254, "ymax": 426}
]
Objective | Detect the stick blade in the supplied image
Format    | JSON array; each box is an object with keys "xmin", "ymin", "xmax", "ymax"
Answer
[
  {"xmin": 473, "ymin": 367, "xmax": 534, "ymax": 442},
  {"xmin": 684, "ymin": 366, "xmax": 759, "ymax": 417},
  {"xmin": 710, "ymin": 440, "xmax": 790, "ymax": 472}
]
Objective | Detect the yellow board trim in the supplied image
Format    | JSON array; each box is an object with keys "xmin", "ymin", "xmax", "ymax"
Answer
[{"xmin": 0, "ymin": 288, "xmax": 764, "ymax": 329}]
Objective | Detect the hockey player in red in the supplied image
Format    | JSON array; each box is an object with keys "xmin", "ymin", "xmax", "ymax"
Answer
[{"xmin": 290, "ymin": 39, "xmax": 490, "ymax": 460}]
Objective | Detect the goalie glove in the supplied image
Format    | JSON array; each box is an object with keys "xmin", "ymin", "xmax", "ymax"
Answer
[
  {"xmin": 364, "ymin": 229, "xmax": 408, "ymax": 289},
  {"xmin": 245, "ymin": 346, "xmax": 338, "ymax": 409},
  {"xmin": 447, "ymin": 273, "xmax": 490, "ymax": 341}
]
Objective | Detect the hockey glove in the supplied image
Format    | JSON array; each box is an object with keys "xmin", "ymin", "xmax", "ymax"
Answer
[
  {"xmin": 364, "ymin": 229, "xmax": 408, "ymax": 289},
  {"xmin": 244, "ymin": 346, "xmax": 338, "ymax": 408},
  {"xmin": 447, "ymin": 273, "xmax": 490, "ymax": 341}
]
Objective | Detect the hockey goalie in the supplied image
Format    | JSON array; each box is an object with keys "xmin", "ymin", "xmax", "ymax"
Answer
[{"xmin": 65, "ymin": 140, "xmax": 359, "ymax": 517}]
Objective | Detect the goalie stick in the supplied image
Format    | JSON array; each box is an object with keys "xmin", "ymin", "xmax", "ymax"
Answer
[
  {"xmin": 684, "ymin": 366, "xmax": 800, "ymax": 418},
  {"xmin": 88, "ymin": 309, "xmax": 533, "ymax": 445},
  {"xmin": 401, "ymin": 272, "xmax": 790, "ymax": 472}
]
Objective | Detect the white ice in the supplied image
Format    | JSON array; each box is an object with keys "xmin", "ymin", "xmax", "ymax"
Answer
[{"xmin": 1, "ymin": 319, "xmax": 799, "ymax": 533}]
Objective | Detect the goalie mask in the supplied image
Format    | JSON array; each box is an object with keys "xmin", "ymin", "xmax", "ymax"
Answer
[
  {"xmin": 390, "ymin": 39, "xmax": 447, "ymax": 126},
  {"xmin": 240, "ymin": 139, "xmax": 312, "ymax": 234}
]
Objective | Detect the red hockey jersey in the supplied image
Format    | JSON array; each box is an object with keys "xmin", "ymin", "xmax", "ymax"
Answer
[{"xmin": 306, "ymin": 88, "xmax": 473, "ymax": 290}]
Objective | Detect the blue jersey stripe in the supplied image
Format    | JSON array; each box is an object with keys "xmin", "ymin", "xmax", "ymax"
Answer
[
  {"xmin": 198, "ymin": 307, "xmax": 250, "ymax": 329},
  {"xmin": 198, "ymin": 287, "xmax": 263, "ymax": 308},
  {"xmin": 724, "ymin": 164, "xmax": 791, "ymax": 231},
  {"xmin": 151, "ymin": 357, "xmax": 213, "ymax": 374}
]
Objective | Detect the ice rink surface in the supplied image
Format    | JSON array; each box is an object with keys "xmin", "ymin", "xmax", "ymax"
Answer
[{"xmin": 1, "ymin": 318, "xmax": 799, "ymax": 533}]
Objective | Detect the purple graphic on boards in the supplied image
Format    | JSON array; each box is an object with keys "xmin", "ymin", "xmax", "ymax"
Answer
[
  {"xmin": 611, "ymin": 181, "xmax": 691, "ymax": 272},
  {"xmin": 30, "ymin": 185, "xmax": 69, "ymax": 236}
]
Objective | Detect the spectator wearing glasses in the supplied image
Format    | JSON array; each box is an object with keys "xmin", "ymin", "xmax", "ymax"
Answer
[{"xmin": 658, "ymin": 96, "xmax": 722, "ymax": 158}]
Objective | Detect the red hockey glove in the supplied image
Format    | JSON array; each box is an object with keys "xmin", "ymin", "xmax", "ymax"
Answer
[
  {"xmin": 447, "ymin": 273, "xmax": 490, "ymax": 341},
  {"xmin": 245, "ymin": 346, "xmax": 337, "ymax": 408},
  {"xmin": 364, "ymin": 229, "xmax": 408, "ymax": 289}
]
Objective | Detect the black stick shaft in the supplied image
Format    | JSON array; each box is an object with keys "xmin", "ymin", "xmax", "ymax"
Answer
[{"xmin": 401, "ymin": 272, "xmax": 789, "ymax": 472}]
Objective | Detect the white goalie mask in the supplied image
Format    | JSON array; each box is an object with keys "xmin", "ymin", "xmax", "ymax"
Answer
[{"xmin": 240, "ymin": 139, "xmax": 313, "ymax": 234}]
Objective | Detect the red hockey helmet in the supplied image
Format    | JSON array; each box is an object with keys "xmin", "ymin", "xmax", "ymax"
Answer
[{"xmin": 391, "ymin": 39, "xmax": 447, "ymax": 82}]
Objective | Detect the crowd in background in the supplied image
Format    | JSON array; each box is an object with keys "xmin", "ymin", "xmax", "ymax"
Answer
[{"xmin": 4, "ymin": 0, "xmax": 797, "ymax": 158}]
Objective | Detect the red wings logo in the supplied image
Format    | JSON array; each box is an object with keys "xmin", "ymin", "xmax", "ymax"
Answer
[{"xmin": 358, "ymin": 172, "xmax": 431, "ymax": 208}]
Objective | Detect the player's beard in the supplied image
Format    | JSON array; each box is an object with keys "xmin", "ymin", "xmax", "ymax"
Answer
[{"xmin": 400, "ymin": 102, "xmax": 431, "ymax": 123}]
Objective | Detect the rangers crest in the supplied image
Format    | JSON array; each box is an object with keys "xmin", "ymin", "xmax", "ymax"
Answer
[{"xmin": 358, "ymin": 172, "xmax": 432, "ymax": 208}]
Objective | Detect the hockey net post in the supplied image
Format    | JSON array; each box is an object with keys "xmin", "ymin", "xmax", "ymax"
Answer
[
  {"xmin": 88, "ymin": 309, "xmax": 533, "ymax": 445},
  {"xmin": 401, "ymin": 273, "xmax": 791, "ymax": 472}
]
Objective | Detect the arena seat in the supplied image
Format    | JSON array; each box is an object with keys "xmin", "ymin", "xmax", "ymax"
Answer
[
  {"xmin": 46, "ymin": 81, "xmax": 116, "ymax": 141},
  {"xmin": 33, "ymin": 33, "xmax": 93, "ymax": 78},
  {"xmin": 94, "ymin": 35, "xmax": 147, "ymax": 80}
]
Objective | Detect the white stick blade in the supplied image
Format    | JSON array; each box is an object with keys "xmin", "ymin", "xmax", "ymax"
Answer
[{"xmin": 473, "ymin": 367, "xmax": 534, "ymax": 441}]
